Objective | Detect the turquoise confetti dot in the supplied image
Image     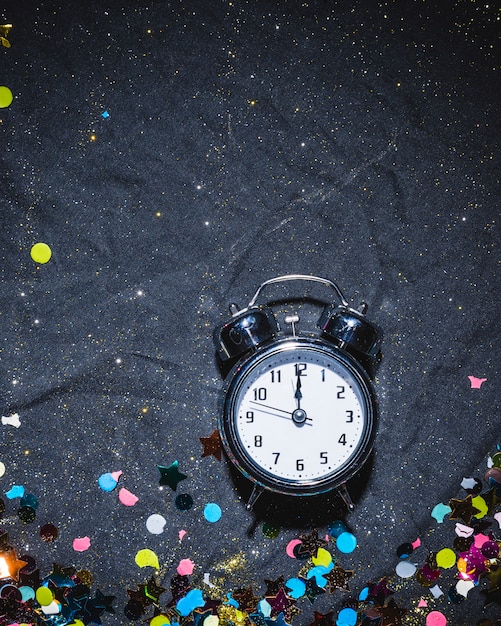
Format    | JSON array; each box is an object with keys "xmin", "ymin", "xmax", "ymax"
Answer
[
  {"xmin": 226, "ymin": 592, "xmax": 239, "ymax": 607},
  {"xmin": 19, "ymin": 586, "xmax": 36, "ymax": 601},
  {"xmin": 98, "ymin": 473, "xmax": 118, "ymax": 492},
  {"xmin": 337, "ymin": 607, "xmax": 357, "ymax": 626},
  {"xmin": 336, "ymin": 531, "xmax": 357, "ymax": 554},
  {"xmin": 5, "ymin": 485, "xmax": 25, "ymax": 499},
  {"xmin": 431, "ymin": 502, "xmax": 452, "ymax": 523},
  {"xmin": 204, "ymin": 502, "xmax": 222, "ymax": 522},
  {"xmin": 257, "ymin": 598, "xmax": 272, "ymax": 617},
  {"xmin": 102, "ymin": 111, "xmax": 109, "ymax": 118}
]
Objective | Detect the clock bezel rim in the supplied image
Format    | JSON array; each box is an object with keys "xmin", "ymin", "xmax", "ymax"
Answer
[{"xmin": 218, "ymin": 335, "xmax": 378, "ymax": 496}]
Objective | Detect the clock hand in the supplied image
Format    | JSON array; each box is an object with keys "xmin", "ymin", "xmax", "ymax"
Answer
[
  {"xmin": 294, "ymin": 372, "xmax": 302, "ymax": 409},
  {"xmin": 249, "ymin": 401, "xmax": 312, "ymax": 425}
]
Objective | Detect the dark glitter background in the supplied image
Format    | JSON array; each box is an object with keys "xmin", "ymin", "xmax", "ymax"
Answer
[{"xmin": 0, "ymin": 0, "xmax": 499, "ymax": 624}]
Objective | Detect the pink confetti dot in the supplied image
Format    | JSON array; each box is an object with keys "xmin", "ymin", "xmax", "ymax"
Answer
[
  {"xmin": 286, "ymin": 539, "xmax": 302, "ymax": 558},
  {"xmin": 179, "ymin": 529, "xmax": 187, "ymax": 541},
  {"xmin": 177, "ymin": 558, "xmax": 195, "ymax": 576},
  {"xmin": 73, "ymin": 536, "xmax": 91, "ymax": 552},
  {"xmin": 426, "ymin": 611, "xmax": 447, "ymax": 626},
  {"xmin": 119, "ymin": 487, "xmax": 138, "ymax": 506}
]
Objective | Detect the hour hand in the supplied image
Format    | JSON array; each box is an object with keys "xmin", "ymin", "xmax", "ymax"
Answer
[{"xmin": 294, "ymin": 372, "xmax": 302, "ymax": 408}]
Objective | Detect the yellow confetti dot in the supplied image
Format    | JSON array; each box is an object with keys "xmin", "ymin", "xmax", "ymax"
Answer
[
  {"xmin": 35, "ymin": 586, "xmax": 54, "ymax": 606},
  {"xmin": 436, "ymin": 547, "xmax": 456, "ymax": 569},
  {"xmin": 311, "ymin": 547, "xmax": 333, "ymax": 568},
  {"xmin": 30, "ymin": 242, "xmax": 52, "ymax": 264},
  {"xmin": 472, "ymin": 495, "xmax": 488, "ymax": 519},
  {"xmin": 0, "ymin": 86, "xmax": 13, "ymax": 108},
  {"xmin": 149, "ymin": 616, "xmax": 171, "ymax": 626},
  {"xmin": 135, "ymin": 548, "xmax": 160, "ymax": 569}
]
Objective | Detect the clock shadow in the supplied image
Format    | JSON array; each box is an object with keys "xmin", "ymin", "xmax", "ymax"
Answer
[{"xmin": 226, "ymin": 453, "xmax": 376, "ymax": 534}]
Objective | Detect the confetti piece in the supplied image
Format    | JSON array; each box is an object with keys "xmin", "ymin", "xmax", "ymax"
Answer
[
  {"xmin": 436, "ymin": 548, "xmax": 456, "ymax": 569},
  {"xmin": 286, "ymin": 539, "xmax": 302, "ymax": 558},
  {"xmin": 411, "ymin": 537, "xmax": 421, "ymax": 550},
  {"xmin": 41, "ymin": 600, "xmax": 61, "ymax": 615},
  {"xmin": 495, "ymin": 511, "xmax": 501, "ymax": 528},
  {"xmin": 426, "ymin": 610, "xmax": 447, "ymax": 626},
  {"xmin": 306, "ymin": 565, "xmax": 330, "ymax": 587},
  {"xmin": 175, "ymin": 493, "xmax": 193, "ymax": 510},
  {"xmin": 337, "ymin": 607, "xmax": 357, "ymax": 626},
  {"xmin": 203, "ymin": 572, "xmax": 215, "ymax": 588},
  {"xmin": 460, "ymin": 477, "xmax": 478, "ymax": 491},
  {"xmin": 176, "ymin": 588, "xmax": 205, "ymax": 616},
  {"xmin": 473, "ymin": 532, "xmax": 490, "ymax": 548},
  {"xmin": 19, "ymin": 585, "xmax": 36, "ymax": 601},
  {"xmin": 328, "ymin": 519, "xmax": 347, "ymax": 538},
  {"xmin": 179, "ymin": 529, "xmax": 187, "ymax": 541},
  {"xmin": 204, "ymin": 617, "xmax": 219, "ymax": 626},
  {"xmin": 102, "ymin": 111, "xmax": 110, "ymax": 118},
  {"xmin": 431, "ymin": 502, "xmax": 451, "ymax": 523},
  {"xmin": 258, "ymin": 598, "xmax": 272, "ymax": 617},
  {"xmin": 418, "ymin": 598, "xmax": 428, "ymax": 608},
  {"xmin": 471, "ymin": 495, "xmax": 488, "ymax": 518},
  {"xmin": 285, "ymin": 577, "xmax": 306, "ymax": 599},
  {"xmin": 146, "ymin": 513, "xmax": 166, "ymax": 535},
  {"xmin": 0, "ymin": 86, "xmax": 13, "ymax": 108},
  {"xmin": 455, "ymin": 522, "xmax": 474, "ymax": 537},
  {"xmin": 455, "ymin": 579, "xmax": 475, "ymax": 597},
  {"xmin": 468, "ymin": 375, "xmax": 487, "ymax": 389},
  {"xmin": 0, "ymin": 461, "xmax": 5, "ymax": 477},
  {"xmin": 98, "ymin": 471, "xmax": 122, "ymax": 491},
  {"xmin": 135, "ymin": 548, "xmax": 160, "ymax": 570},
  {"xmin": 150, "ymin": 616, "xmax": 171, "ymax": 626},
  {"xmin": 204, "ymin": 502, "xmax": 222, "ymax": 523},
  {"xmin": 429, "ymin": 585, "xmax": 443, "ymax": 599},
  {"xmin": 6, "ymin": 485, "xmax": 24, "ymax": 499},
  {"xmin": 118, "ymin": 487, "xmax": 138, "ymax": 506},
  {"xmin": 336, "ymin": 531, "xmax": 357, "ymax": 554},
  {"xmin": 177, "ymin": 558, "xmax": 195, "ymax": 576},
  {"xmin": 36, "ymin": 586, "xmax": 54, "ymax": 606},
  {"xmin": 1, "ymin": 413, "xmax": 21, "ymax": 428},
  {"xmin": 312, "ymin": 547, "xmax": 332, "ymax": 568},
  {"xmin": 0, "ymin": 24, "xmax": 12, "ymax": 48},
  {"xmin": 395, "ymin": 561, "xmax": 417, "ymax": 578},
  {"xmin": 72, "ymin": 536, "xmax": 91, "ymax": 552},
  {"xmin": 30, "ymin": 242, "xmax": 52, "ymax": 264},
  {"xmin": 40, "ymin": 523, "xmax": 58, "ymax": 542}
]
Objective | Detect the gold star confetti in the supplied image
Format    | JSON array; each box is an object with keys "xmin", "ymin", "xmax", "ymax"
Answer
[{"xmin": 0, "ymin": 24, "xmax": 12, "ymax": 48}]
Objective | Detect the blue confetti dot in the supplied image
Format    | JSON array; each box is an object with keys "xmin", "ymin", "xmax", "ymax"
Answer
[
  {"xmin": 337, "ymin": 607, "xmax": 357, "ymax": 626},
  {"xmin": 358, "ymin": 586, "xmax": 369, "ymax": 601},
  {"xmin": 336, "ymin": 531, "xmax": 357, "ymax": 554},
  {"xmin": 176, "ymin": 589, "xmax": 204, "ymax": 616},
  {"xmin": 98, "ymin": 473, "xmax": 118, "ymax": 492},
  {"xmin": 204, "ymin": 502, "xmax": 222, "ymax": 522},
  {"xmin": 102, "ymin": 111, "xmax": 110, "ymax": 118},
  {"xmin": 285, "ymin": 577, "xmax": 306, "ymax": 599},
  {"xmin": 328, "ymin": 519, "xmax": 347, "ymax": 538}
]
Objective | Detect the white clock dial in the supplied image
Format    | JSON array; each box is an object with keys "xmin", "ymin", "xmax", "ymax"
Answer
[{"xmin": 221, "ymin": 337, "xmax": 376, "ymax": 495}]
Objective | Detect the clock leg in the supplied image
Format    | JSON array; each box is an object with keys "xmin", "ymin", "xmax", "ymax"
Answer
[
  {"xmin": 338, "ymin": 483, "xmax": 355, "ymax": 510},
  {"xmin": 245, "ymin": 484, "xmax": 265, "ymax": 511}
]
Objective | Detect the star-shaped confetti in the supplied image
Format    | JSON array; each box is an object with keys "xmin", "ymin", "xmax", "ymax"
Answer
[
  {"xmin": 297, "ymin": 529, "xmax": 328, "ymax": 558},
  {"xmin": 233, "ymin": 587, "xmax": 260, "ymax": 613},
  {"xmin": 367, "ymin": 577, "xmax": 395, "ymax": 604},
  {"xmin": 449, "ymin": 494, "xmax": 482, "ymax": 525},
  {"xmin": 266, "ymin": 588, "xmax": 298, "ymax": 622},
  {"xmin": 145, "ymin": 576, "xmax": 167, "ymax": 603},
  {"xmin": 376, "ymin": 598, "xmax": 408, "ymax": 626},
  {"xmin": 324, "ymin": 565, "xmax": 354, "ymax": 593},
  {"xmin": 468, "ymin": 375, "xmax": 487, "ymax": 389},
  {"xmin": 263, "ymin": 575, "xmax": 286, "ymax": 597},
  {"xmin": 303, "ymin": 576, "xmax": 326, "ymax": 603},
  {"xmin": 307, "ymin": 611, "xmax": 335, "ymax": 626},
  {"xmin": 157, "ymin": 460, "xmax": 188, "ymax": 490},
  {"xmin": 199, "ymin": 429, "xmax": 222, "ymax": 461},
  {"xmin": 0, "ymin": 24, "xmax": 12, "ymax": 48}
]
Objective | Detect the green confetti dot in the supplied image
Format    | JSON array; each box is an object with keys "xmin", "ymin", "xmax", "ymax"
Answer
[
  {"xmin": 0, "ymin": 86, "xmax": 13, "ymax": 108},
  {"xmin": 30, "ymin": 242, "xmax": 52, "ymax": 264},
  {"xmin": 36, "ymin": 585, "xmax": 54, "ymax": 606},
  {"xmin": 262, "ymin": 523, "xmax": 280, "ymax": 538}
]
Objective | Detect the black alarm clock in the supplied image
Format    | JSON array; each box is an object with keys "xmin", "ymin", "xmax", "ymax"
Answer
[{"xmin": 213, "ymin": 274, "xmax": 382, "ymax": 510}]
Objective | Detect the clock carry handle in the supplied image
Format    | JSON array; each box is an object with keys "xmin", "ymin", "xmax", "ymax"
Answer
[{"xmin": 213, "ymin": 274, "xmax": 382, "ymax": 362}]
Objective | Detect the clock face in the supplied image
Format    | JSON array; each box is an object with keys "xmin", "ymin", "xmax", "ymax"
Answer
[{"xmin": 220, "ymin": 337, "xmax": 376, "ymax": 495}]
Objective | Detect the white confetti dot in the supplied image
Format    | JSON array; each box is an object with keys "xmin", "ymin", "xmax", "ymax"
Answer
[{"xmin": 146, "ymin": 513, "xmax": 167, "ymax": 534}]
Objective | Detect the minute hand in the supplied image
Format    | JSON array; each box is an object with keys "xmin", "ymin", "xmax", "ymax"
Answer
[{"xmin": 249, "ymin": 401, "xmax": 312, "ymax": 425}]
